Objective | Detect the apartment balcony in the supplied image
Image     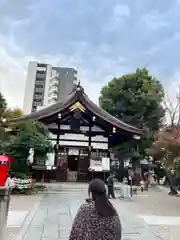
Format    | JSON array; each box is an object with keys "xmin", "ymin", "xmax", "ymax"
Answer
[
  {"xmin": 50, "ymin": 77, "xmax": 59, "ymax": 86},
  {"xmin": 73, "ymin": 69, "xmax": 78, "ymax": 78},
  {"xmin": 37, "ymin": 63, "xmax": 47, "ymax": 68},
  {"xmin": 48, "ymin": 84, "xmax": 58, "ymax": 93},
  {"xmin": 48, "ymin": 97, "xmax": 58, "ymax": 105},
  {"xmin": 36, "ymin": 73, "xmax": 46, "ymax": 79}
]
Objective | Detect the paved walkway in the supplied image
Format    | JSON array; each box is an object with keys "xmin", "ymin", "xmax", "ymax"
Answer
[
  {"xmin": 20, "ymin": 191, "xmax": 161, "ymax": 240},
  {"xmin": 6, "ymin": 195, "xmax": 41, "ymax": 240}
]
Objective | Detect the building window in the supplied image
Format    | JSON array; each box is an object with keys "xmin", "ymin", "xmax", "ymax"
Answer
[
  {"xmin": 34, "ymin": 99, "xmax": 42, "ymax": 103},
  {"xmin": 37, "ymin": 63, "xmax": 47, "ymax": 68},
  {"xmin": 35, "ymin": 84, "xmax": 43, "ymax": 88},
  {"xmin": 34, "ymin": 92, "xmax": 43, "ymax": 96},
  {"xmin": 36, "ymin": 77, "xmax": 45, "ymax": 82},
  {"xmin": 35, "ymin": 81, "xmax": 45, "ymax": 85},
  {"xmin": 32, "ymin": 106, "xmax": 37, "ymax": 112},
  {"xmin": 36, "ymin": 70, "xmax": 46, "ymax": 74},
  {"xmin": 36, "ymin": 73, "xmax": 46, "ymax": 79}
]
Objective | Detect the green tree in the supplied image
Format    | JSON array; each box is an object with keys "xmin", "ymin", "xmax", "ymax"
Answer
[
  {"xmin": 0, "ymin": 92, "xmax": 7, "ymax": 117},
  {"xmin": 4, "ymin": 108, "xmax": 23, "ymax": 119},
  {"xmin": 5, "ymin": 120, "xmax": 53, "ymax": 174},
  {"xmin": 99, "ymin": 68, "xmax": 164, "ymax": 156},
  {"xmin": 0, "ymin": 92, "xmax": 7, "ymax": 151}
]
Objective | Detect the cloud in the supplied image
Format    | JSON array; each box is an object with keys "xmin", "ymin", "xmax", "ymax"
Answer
[
  {"xmin": 0, "ymin": 0, "xmax": 180, "ymax": 108},
  {"xmin": 113, "ymin": 4, "xmax": 130, "ymax": 18}
]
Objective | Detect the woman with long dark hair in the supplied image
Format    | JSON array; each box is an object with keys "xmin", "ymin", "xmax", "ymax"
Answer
[{"xmin": 69, "ymin": 179, "xmax": 122, "ymax": 240}]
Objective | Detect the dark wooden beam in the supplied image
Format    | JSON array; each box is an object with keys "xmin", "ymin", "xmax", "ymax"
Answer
[
  {"xmin": 49, "ymin": 138, "xmax": 108, "ymax": 144},
  {"xmin": 48, "ymin": 128, "xmax": 108, "ymax": 136}
]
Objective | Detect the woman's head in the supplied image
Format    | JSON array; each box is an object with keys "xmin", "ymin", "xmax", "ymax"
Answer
[
  {"xmin": 88, "ymin": 178, "xmax": 106, "ymax": 200},
  {"xmin": 88, "ymin": 179, "xmax": 117, "ymax": 217}
]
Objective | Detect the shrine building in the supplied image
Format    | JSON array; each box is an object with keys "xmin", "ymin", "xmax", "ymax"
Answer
[{"xmin": 10, "ymin": 84, "xmax": 143, "ymax": 182}]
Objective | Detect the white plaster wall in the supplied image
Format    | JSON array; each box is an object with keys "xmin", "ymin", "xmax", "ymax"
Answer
[{"xmin": 23, "ymin": 61, "xmax": 37, "ymax": 114}]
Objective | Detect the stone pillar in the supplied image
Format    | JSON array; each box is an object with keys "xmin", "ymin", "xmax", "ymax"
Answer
[{"xmin": 0, "ymin": 187, "xmax": 11, "ymax": 240}]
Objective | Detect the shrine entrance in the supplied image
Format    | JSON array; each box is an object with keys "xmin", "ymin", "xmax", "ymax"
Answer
[
  {"xmin": 68, "ymin": 155, "xmax": 79, "ymax": 171},
  {"xmin": 67, "ymin": 148, "xmax": 79, "ymax": 182},
  {"xmin": 55, "ymin": 147, "xmax": 90, "ymax": 182}
]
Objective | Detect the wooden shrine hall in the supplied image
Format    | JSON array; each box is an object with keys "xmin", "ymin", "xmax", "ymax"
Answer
[{"xmin": 11, "ymin": 84, "xmax": 143, "ymax": 182}]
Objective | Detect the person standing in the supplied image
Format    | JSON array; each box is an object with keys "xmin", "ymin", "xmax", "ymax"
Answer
[
  {"xmin": 5, "ymin": 174, "xmax": 15, "ymax": 189},
  {"xmin": 107, "ymin": 173, "xmax": 115, "ymax": 199}
]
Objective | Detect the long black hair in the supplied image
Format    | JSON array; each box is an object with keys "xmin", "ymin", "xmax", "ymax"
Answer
[{"xmin": 88, "ymin": 178, "xmax": 117, "ymax": 217}]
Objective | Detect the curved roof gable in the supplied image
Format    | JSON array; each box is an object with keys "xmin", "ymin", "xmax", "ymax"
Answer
[{"xmin": 9, "ymin": 85, "xmax": 143, "ymax": 135}]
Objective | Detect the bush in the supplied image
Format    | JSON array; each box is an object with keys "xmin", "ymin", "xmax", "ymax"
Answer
[{"xmin": 11, "ymin": 172, "xmax": 34, "ymax": 195}]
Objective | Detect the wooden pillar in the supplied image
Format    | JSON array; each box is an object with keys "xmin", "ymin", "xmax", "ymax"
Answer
[
  {"xmin": 57, "ymin": 119, "xmax": 61, "ymax": 145},
  {"xmin": 107, "ymin": 135, "xmax": 111, "ymax": 178},
  {"xmin": 54, "ymin": 114, "xmax": 61, "ymax": 167},
  {"xmin": 88, "ymin": 122, "xmax": 92, "ymax": 165},
  {"xmin": 88, "ymin": 122, "xmax": 92, "ymax": 181}
]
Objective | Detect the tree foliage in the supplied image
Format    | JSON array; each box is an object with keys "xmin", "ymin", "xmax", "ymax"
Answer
[
  {"xmin": 99, "ymin": 68, "xmax": 164, "ymax": 131},
  {"xmin": 99, "ymin": 68, "xmax": 165, "ymax": 155},
  {"xmin": 147, "ymin": 126, "xmax": 180, "ymax": 168},
  {"xmin": 6, "ymin": 120, "xmax": 52, "ymax": 156},
  {"xmin": 4, "ymin": 108, "xmax": 23, "ymax": 119},
  {"xmin": 0, "ymin": 93, "xmax": 52, "ymax": 174},
  {"xmin": 0, "ymin": 92, "xmax": 7, "ymax": 150},
  {"xmin": 5, "ymin": 120, "xmax": 53, "ymax": 173},
  {"xmin": 0, "ymin": 92, "xmax": 7, "ymax": 117},
  {"xmin": 147, "ymin": 126, "xmax": 180, "ymax": 195}
]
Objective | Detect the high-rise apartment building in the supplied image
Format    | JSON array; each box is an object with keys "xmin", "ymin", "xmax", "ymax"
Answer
[{"xmin": 23, "ymin": 61, "xmax": 78, "ymax": 114}]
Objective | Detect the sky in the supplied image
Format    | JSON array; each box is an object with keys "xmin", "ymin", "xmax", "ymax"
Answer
[{"xmin": 0, "ymin": 0, "xmax": 180, "ymax": 108}]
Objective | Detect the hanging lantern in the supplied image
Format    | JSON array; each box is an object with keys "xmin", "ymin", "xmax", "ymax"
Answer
[{"xmin": 92, "ymin": 116, "xmax": 96, "ymax": 121}]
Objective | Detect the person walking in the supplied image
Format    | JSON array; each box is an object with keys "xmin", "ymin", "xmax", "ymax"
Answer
[
  {"xmin": 69, "ymin": 179, "xmax": 122, "ymax": 240},
  {"xmin": 107, "ymin": 172, "xmax": 115, "ymax": 199}
]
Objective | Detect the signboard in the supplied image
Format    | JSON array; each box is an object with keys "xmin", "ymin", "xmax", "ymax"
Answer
[
  {"xmin": 89, "ymin": 160, "xmax": 102, "ymax": 172},
  {"xmin": 102, "ymin": 157, "xmax": 110, "ymax": 171},
  {"xmin": 46, "ymin": 166, "xmax": 52, "ymax": 170},
  {"xmin": 46, "ymin": 153, "xmax": 55, "ymax": 166},
  {"xmin": 89, "ymin": 158, "xmax": 110, "ymax": 172}
]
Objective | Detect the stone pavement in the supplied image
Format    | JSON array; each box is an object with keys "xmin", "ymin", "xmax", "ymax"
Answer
[
  {"xmin": 20, "ymin": 190, "xmax": 161, "ymax": 240},
  {"xmin": 6, "ymin": 195, "xmax": 41, "ymax": 240}
]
